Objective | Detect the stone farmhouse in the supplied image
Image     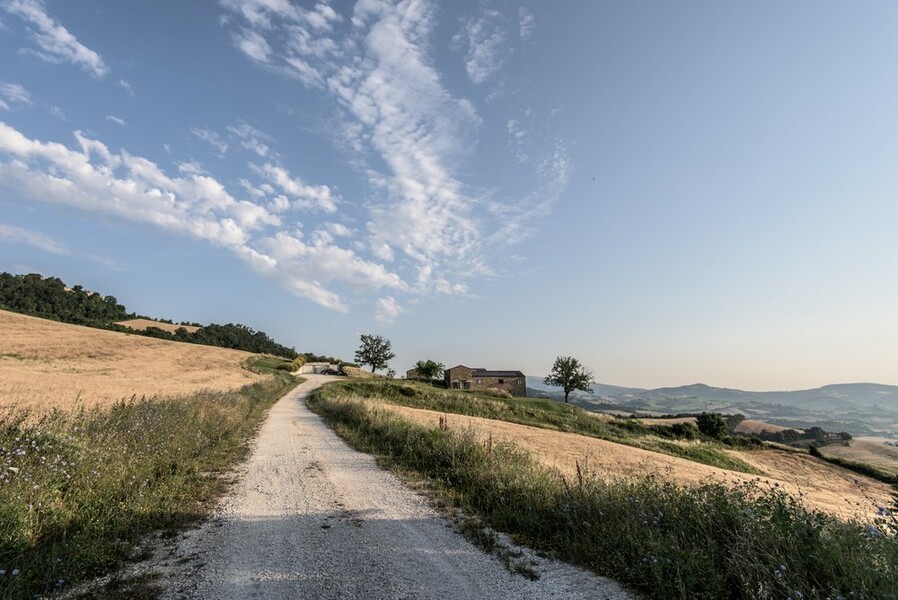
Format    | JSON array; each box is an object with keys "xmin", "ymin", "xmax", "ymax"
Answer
[{"xmin": 444, "ymin": 365, "xmax": 527, "ymax": 397}]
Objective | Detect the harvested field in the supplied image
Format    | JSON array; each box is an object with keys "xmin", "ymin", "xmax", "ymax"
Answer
[
  {"xmin": 818, "ymin": 438, "xmax": 898, "ymax": 477},
  {"xmin": 374, "ymin": 403, "xmax": 893, "ymax": 520},
  {"xmin": 115, "ymin": 318, "xmax": 201, "ymax": 334},
  {"xmin": 735, "ymin": 419, "xmax": 794, "ymax": 434},
  {"xmin": 0, "ymin": 310, "xmax": 262, "ymax": 414},
  {"xmin": 639, "ymin": 416, "xmax": 795, "ymax": 435}
]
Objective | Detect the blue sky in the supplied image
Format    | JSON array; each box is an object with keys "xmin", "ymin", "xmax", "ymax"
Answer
[{"xmin": 2, "ymin": 1, "xmax": 898, "ymax": 391}]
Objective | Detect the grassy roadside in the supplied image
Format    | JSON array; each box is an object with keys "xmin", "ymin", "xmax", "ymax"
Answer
[
  {"xmin": 308, "ymin": 393, "xmax": 898, "ymax": 600},
  {"xmin": 0, "ymin": 365, "xmax": 301, "ymax": 598},
  {"xmin": 314, "ymin": 379, "xmax": 759, "ymax": 473}
]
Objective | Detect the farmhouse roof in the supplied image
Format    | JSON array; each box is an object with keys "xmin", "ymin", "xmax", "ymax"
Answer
[{"xmin": 471, "ymin": 369, "xmax": 525, "ymax": 378}]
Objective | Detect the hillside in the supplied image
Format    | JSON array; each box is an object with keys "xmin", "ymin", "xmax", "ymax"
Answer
[
  {"xmin": 529, "ymin": 376, "xmax": 898, "ymax": 437},
  {"xmin": 0, "ymin": 309, "xmax": 263, "ymax": 413},
  {"xmin": 0, "ymin": 272, "xmax": 298, "ymax": 358}
]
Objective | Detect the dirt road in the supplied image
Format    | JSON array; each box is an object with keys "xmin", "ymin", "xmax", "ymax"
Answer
[{"xmin": 158, "ymin": 375, "xmax": 631, "ymax": 599}]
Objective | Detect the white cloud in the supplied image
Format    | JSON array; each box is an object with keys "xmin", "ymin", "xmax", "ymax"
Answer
[
  {"xmin": 227, "ymin": 121, "xmax": 273, "ymax": 158},
  {"xmin": 0, "ymin": 122, "xmax": 404, "ymax": 312},
  {"xmin": 374, "ymin": 296, "xmax": 403, "ymax": 323},
  {"xmin": 117, "ymin": 79, "xmax": 135, "ymax": 97},
  {"xmin": 0, "ymin": 83, "xmax": 32, "ymax": 109},
  {"xmin": 236, "ymin": 27, "xmax": 272, "ymax": 62},
  {"xmin": 252, "ymin": 162, "xmax": 338, "ymax": 212},
  {"xmin": 0, "ymin": 222, "xmax": 66, "ymax": 254},
  {"xmin": 216, "ymin": 0, "xmax": 572, "ymax": 319},
  {"xmin": 518, "ymin": 7, "xmax": 534, "ymax": 40},
  {"xmin": 2, "ymin": 0, "xmax": 109, "ymax": 77},
  {"xmin": 105, "ymin": 115, "xmax": 125, "ymax": 127},
  {"xmin": 452, "ymin": 10, "xmax": 509, "ymax": 85},
  {"xmin": 190, "ymin": 127, "xmax": 229, "ymax": 155}
]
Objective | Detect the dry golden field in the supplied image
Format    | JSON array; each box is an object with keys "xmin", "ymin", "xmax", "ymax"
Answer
[
  {"xmin": 379, "ymin": 403, "xmax": 893, "ymax": 520},
  {"xmin": 115, "ymin": 318, "xmax": 201, "ymax": 334},
  {"xmin": 819, "ymin": 438, "xmax": 898, "ymax": 477},
  {"xmin": 0, "ymin": 310, "xmax": 262, "ymax": 414},
  {"xmin": 639, "ymin": 416, "xmax": 795, "ymax": 435}
]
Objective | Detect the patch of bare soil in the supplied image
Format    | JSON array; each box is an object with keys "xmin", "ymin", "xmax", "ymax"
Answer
[
  {"xmin": 375, "ymin": 403, "xmax": 893, "ymax": 521},
  {"xmin": 115, "ymin": 318, "xmax": 201, "ymax": 334},
  {"xmin": 0, "ymin": 310, "xmax": 262, "ymax": 413}
]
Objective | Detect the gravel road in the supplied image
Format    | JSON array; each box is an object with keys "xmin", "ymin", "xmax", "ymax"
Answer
[{"xmin": 158, "ymin": 375, "xmax": 633, "ymax": 599}]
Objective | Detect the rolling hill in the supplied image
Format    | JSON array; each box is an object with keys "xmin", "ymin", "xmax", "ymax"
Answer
[{"xmin": 528, "ymin": 377, "xmax": 898, "ymax": 437}]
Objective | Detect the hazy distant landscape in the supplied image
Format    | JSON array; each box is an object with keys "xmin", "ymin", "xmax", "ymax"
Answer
[{"xmin": 528, "ymin": 378, "xmax": 898, "ymax": 438}]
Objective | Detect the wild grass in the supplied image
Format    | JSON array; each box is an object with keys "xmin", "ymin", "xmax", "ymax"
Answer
[
  {"xmin": 315, "ymin": 379, "xmax": 758, "ymax": 473},
  {"xmin": 244, "ymin": 354, "xmax": 299, "ymax": 374},
  {"xmin": 308, "ymin": 394, "xmax": 898, "ymax": 599},
  {"xmin": 0, "ymin": 371, "xmax": 300, "ymax": 598}
]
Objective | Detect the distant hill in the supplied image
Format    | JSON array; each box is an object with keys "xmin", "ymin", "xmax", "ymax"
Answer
[
  {"xmin": 526, "ymin": 376, "xmax": 645, "ymax": 398},
  {"xmin": 527, "ymin": 376, "xmax": 898, "ymax": 437}
]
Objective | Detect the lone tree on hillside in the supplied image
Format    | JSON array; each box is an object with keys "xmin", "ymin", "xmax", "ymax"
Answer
[
  {"xmin": 414, "ymin": 359, "xmax": 444, "ymax": 380},
  {"xmin": 354, "ymin": 334, "xmax": 395, "ymax": 374},
  {"xmin": 545, "ymin": 356, "xmax": 593, "ymax": 403}
]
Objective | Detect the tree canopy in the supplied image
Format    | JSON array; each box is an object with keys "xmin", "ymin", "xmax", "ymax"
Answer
[
  {"xmin": 544, "ymin": 356, "xmax": 593, "ymax": 403},
  {"xmin": 414, "ymin": 359, "xmax": 444, "ymax": 380},
  {"xmin": 354, "ymin": 334, "xmax": 395, "ymax": 374}
]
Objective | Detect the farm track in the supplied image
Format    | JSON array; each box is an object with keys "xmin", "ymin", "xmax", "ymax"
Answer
[{"xmin": 155, "ymin": 375, "xmax": 632, "ymax": 599}]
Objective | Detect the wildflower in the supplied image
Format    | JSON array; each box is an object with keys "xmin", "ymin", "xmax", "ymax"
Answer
[
  {"xmin": 866, "ymin": 525, "xmax": 881, "ymax": 538},
  {"xmin": 0, "ymin": 569, "xmax": 5, "ymax": 576},
  {"xmin": 876, "ymin": 506, "xmax": 892, "ymax": 516},
  {"xmin": 11, "ymin": 569, "xmax": 19, "ymax": 576}
]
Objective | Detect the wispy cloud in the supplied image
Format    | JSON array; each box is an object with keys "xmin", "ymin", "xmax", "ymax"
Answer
[
  {"xmin": 518, "ymin": 7, "xmax": 534, "ymax": 41},
  {"xmin": 452, "ymin": 9, "xmax": 509, "ymax": 85},
  {"xmin": 2, "ymin": 0, "xmax": 109, "ymax": 78},
  {"xmin": 0, "ymin": 82, "xmax": 32, "ymax": 110},
  {"xmin": 222, "ymin": 0, "xmax": 492, "ymax": 299},
  {"xmin": 374, "ymin": 296, "xmax": 403, "ymax": 323},
  {"xmin": 117, "ymin": 79, "xmax": 135, "ymax": 97},
  {"xmin": 227, "ymin": 121, "xmax": 273, "ymax": 158},
  {"xmin": 0, "ymin": 222, "xmax": 67, "ymax": 254},
  {"xmin": 105, "ymin": 115, "xmax": 125, "ymax": 127},
  {"xmin": 190, "ymin": 126, "xmax": 229, "ymax": 156},
  {"xmin": 0, "ymin": 122, "xmax": 398, "ymax": 311}
]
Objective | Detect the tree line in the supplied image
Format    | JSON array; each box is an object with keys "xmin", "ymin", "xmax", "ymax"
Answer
[{"xmin": 0, "ymin": 273, "xmax": 297, "ymax": 359}]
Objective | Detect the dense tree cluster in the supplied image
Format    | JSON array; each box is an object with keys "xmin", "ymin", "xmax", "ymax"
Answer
[
  {"xmin": 0, "ymin": 272, "xmax": 130, "ymax": 325},
  {"xmin": 1, "ymin": 272, "xmax": 297, "ymax": 359}
]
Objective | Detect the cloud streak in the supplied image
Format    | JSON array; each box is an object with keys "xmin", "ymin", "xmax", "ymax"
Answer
[
  {"xmin": 0, "ymin": 121, "xmax": 399, "ymax": 311},
  {"xmin": 2, "ymin": 0, "xmax": 109, "ymax": 77},
  {"xmin": 0, "ymin": 222, "xmax": 67, "ymax": 254}
]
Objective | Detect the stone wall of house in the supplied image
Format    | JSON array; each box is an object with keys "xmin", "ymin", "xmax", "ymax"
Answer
[
  {"xmin": 445, "ymin": 365, "xmax": 472, "ymax": 388},
  {"xmin": 469, "ymin": 376, "xmax": 526, "ymax": 397}
]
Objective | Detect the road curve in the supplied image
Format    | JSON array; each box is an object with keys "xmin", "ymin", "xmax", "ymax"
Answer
[{"xmin": 160, "ymin": 375, "xmax": 632, "ymax": 599}]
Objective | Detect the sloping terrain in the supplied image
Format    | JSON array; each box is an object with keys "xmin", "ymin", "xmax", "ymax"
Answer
[
  {"xmin": 115, "ymin": 318, "xmax": 201, "ymax": 334},
  {"xmin": 0, "ymin": 310, "xmax": 262, "ymax": 413},
  {"xmin": 374, "ymin": 403, "xmax": 892, "ymax": 520}
]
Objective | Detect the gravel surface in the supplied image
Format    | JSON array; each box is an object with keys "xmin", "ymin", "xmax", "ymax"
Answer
[{"xmin": 157, "ymin": 375, "xmax": 633, "ymax": 599}]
